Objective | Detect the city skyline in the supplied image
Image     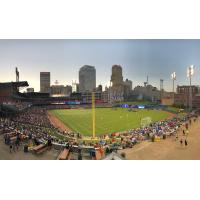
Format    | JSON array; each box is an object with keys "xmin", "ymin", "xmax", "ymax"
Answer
[{"xmin": 0, "ymin": 39, "xmax": 200, "ymax": 92}]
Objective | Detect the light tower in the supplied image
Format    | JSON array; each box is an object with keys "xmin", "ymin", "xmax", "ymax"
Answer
[
  {"xmin": 171, "ymin": 72, "xmax": 176, "ymax": 103},
  {"xmin": 160, "ymin": 79, "xmax": 164, "ymax": 99},
  {"xmin": 15, "ymin": 67, "xmax": 19, "ymax": 82},
  {"xmin": 187, "ymin": 65, "xmax": 194, "ymax": 111}
]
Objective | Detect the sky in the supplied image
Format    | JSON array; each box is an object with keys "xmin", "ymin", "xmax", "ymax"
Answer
[{"xmin": 0, "ymin": 39, "xmax": 200, "ymax": 92}]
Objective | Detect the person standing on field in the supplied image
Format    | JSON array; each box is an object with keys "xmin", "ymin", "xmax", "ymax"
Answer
[
  {"xmin": 185, "ymin": 123, "xmax": 188, "ymax": 130},
  {"xmin": 180, "ymin": 138, "xmax": 183, "ymax": 146},
  {"xmin": 185, "ymin": 139, "xmax": 188, "ymax": 147},
  {"xmin": 9, "ymin": 142, "xmax": 13, "ymax": 153}
]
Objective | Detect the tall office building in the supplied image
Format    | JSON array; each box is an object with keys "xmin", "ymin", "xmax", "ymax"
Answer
[
  {"xmin": 110, "ymin": 65, "xmax": 124, "ymax": 102},
  {"xmin": 110, "ymin": 65, "xmax": 123, "ymax": 86},
  {"xmin": 40, "ymin": 72, "xmax": 50, "ymax": 93},
  {"xmin": 124, "ymin": 78, "xmax": 132, "ymax": 98},
  {"xmin": 79, "ymin": 65, "xmax": 96, "ymax": 93}
]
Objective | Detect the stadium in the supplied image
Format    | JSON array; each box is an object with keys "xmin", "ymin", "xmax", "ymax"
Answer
[{"xmin": 1, "ymin": 76, "xmax": 197, "ymax": 160}]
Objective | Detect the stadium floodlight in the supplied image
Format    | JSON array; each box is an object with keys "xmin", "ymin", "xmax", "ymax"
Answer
[
  {"xmin": 171, "ymin": 72, "xmax": 176, "ymax": 80},
  {"xmin": 187, "ymin": 65, "xmax": 194, "ymax": 78},
  {"xmin": 171, "ymin": 72, "xmax": 176, "ymax": 103},
  {"xmin": 187, "ymin": 65, "xmax": 195, "ymax": 111}
]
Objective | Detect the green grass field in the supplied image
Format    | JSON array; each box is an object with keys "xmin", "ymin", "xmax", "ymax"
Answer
[{"xmin": 50, "ymin": 108, "xmax": 170, "ymax": 136}]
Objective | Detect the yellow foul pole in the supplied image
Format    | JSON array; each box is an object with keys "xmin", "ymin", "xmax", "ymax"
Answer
[{"xmin": 92, "ymin": 92, "xmax": 96, "ymax": 138}]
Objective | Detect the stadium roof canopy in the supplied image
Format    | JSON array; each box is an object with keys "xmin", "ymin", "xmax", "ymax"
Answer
[{"xmin": 0, "ymin": 81, "xmax": 29, "ymax": 88}]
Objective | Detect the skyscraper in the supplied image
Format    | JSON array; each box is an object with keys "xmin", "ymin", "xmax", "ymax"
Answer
[
  {"xmin": 110, "ymin": 65, "xmax": 124, "ymax": 102},
  {"xmin": 40, "ymin": 72, "xmax": 50, "ymax": 93},
  {"xmin": 79, "ymin": 65, "xmax": 96, "ymax": 93},
  {"xmin": 124, "ymin": 78, "xmax": 132, "ymax": 98},
  {"xmin": 110, "ymin": 65, "xmax": 123, "ymax": 86}
]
